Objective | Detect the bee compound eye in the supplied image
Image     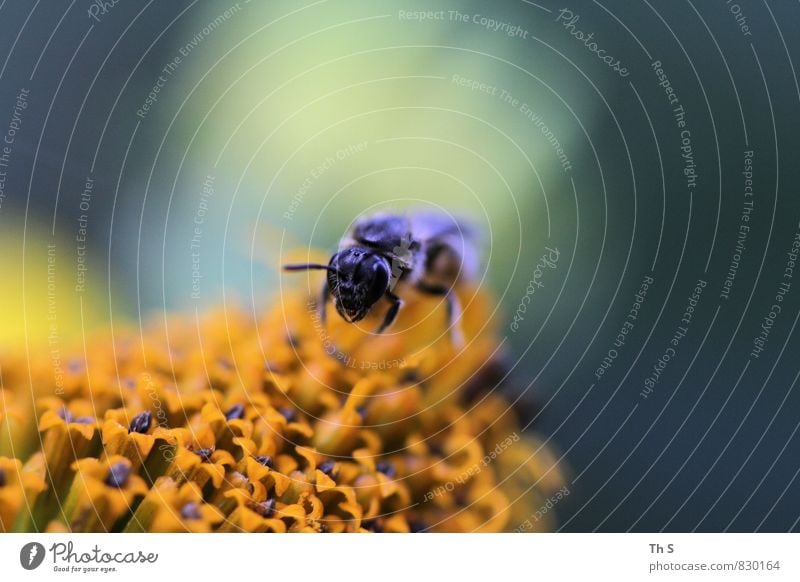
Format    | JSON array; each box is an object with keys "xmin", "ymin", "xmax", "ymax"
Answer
[{"xmin": 366, "ymin": 260, "xmax": 390, "ymax": 305}]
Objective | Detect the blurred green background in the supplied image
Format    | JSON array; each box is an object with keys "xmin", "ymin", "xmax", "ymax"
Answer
[{"xmin": 147, "ymin": 0, "xmax": 589, "ymax": 312}]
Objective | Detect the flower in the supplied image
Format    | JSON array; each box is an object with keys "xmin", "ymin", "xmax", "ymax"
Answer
[
  {"xmin": 0, "ymin": 274, "xmax": 565, "ymax": 532},
  {"xmin": 101, "ymin": 408, "xmax": 177, "ymax": 474},
  {"xmin": 58, "ymin": 456, "xmax": 149, "ymax": 532},
  {"xmin": 165, "ymin": 426, "xmax": 237, "ymax": 490},
  {"xmin": 127, "ymin": 478, "xmax": 224, "ymax": 533},
  {"xmin": 0, "ymin": 457, "xmax": 46, "ymax": 531}
]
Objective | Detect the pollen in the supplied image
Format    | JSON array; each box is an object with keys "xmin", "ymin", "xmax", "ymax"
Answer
[{"xmin": 0, "ymin": 280, "xmax": 565, "ymax": 532}]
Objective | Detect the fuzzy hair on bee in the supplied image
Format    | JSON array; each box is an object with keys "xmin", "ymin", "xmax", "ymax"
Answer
[{"xmin": 283, "ymin": 210, "xmax": 480, "ymax": 346}]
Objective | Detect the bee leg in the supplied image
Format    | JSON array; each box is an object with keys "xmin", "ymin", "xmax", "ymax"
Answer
[
  {"xmin": 377, "ymin": 291, "xmax": 403, "ymax": 334},
  {"xmin": 416, "ymin": 282, "xmax": 465, "ymax": 348},
  {"xmin": 318, "ymin": 281, "xmax": 330, "ymax": 324}
]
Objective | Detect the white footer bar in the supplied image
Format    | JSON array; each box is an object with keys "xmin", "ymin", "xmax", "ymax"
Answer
[{"xmin": 0, "ymin": 533, "xmax": 796, "ymax": 581}]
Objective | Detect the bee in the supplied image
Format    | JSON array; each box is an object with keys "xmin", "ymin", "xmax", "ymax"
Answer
[{"xmin": 283, "ymin": 211, "xmax": 479, "ymax": 345}]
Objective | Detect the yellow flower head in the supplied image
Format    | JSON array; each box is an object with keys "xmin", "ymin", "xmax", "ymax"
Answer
[{"xmin": 0, "ymin": 276, "xmax": 565, "ymax": 532}]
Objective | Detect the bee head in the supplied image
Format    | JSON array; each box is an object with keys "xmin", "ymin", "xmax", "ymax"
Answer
[{"xmin": 328, "ymin": 247, "xmax": 391, "ymax": 323}]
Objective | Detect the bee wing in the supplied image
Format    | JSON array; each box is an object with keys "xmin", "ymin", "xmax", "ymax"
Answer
[
  {"xmin": 348, "ymin": 212, "xmax": 414, "ymax": 251},
  {"xmin": 409, "ymin": 211, "xmax": 481, "ymax": 282},
  {"xmin": 342, "ymin": 212, "xmax": 420, "ymax": 272}
]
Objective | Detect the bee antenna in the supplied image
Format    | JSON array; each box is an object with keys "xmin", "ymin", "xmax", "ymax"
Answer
[{"xmin": 283, "ymin": 263, "xmax": 337, "ymax": 273}]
